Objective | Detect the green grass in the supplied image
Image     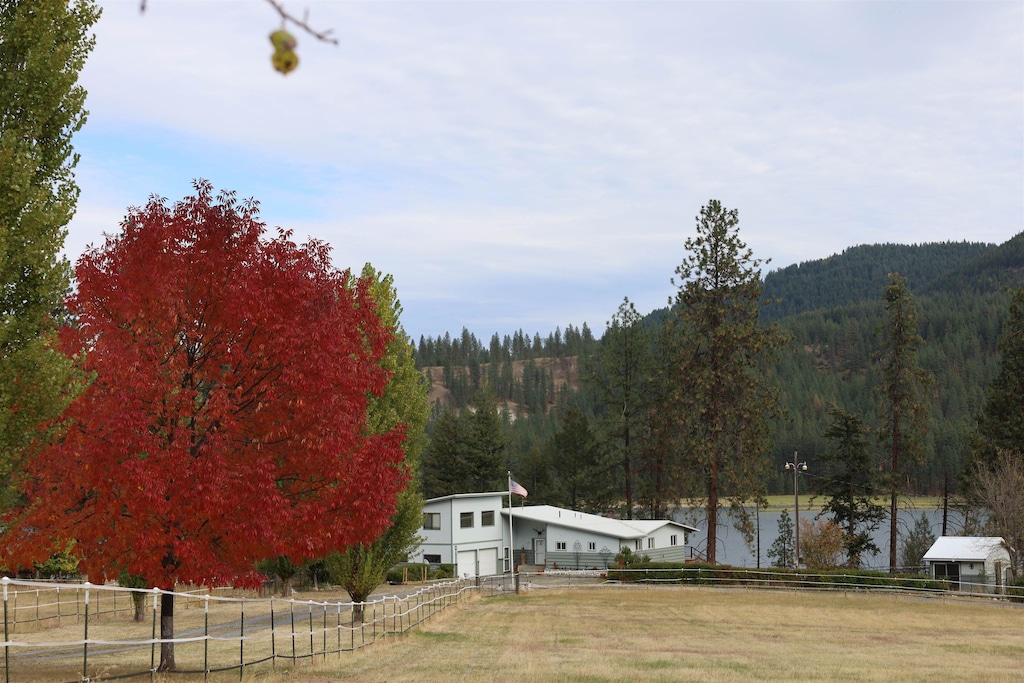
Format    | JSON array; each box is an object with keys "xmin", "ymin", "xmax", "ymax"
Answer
[
  {"xmin": 286, "ymin": 586, "xmax": 1023, "ymax": 682},
  {"xmin": 762, "ymin": 495, "xmax": 942, "ymax": 511}
]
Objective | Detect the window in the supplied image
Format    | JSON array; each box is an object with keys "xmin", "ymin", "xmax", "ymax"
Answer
[
  {"xmin": 670, "ymin": 534, "xmax": 678, "ymax": 546},
  {"xmin": 481, "ymin": 510, "xmax": 495, "ymax": 526},
  {"xmin": 423, "ymin": 512, "xmax": 440, "ymax": 530},
  {"xmin": 556, "ymin": 541, "xmax": 567, "ymax": 550},
  {"xmin": 460, "ymin": 512, "xmax": 474, "ymax": 528},
  {"xmin": 588, "ymin": 542, "xmax": 596, "ymax": 551},
  {"xmin": 647, "ymin": 537, "xmax": 655, "ymax": 549},
  {"xmin": 423, "ymin": 554, "xmax": 441, "ymax": 564},
  {"xmin": 635, "ymin": 539, "xmax": 643, "ymax": 551}
]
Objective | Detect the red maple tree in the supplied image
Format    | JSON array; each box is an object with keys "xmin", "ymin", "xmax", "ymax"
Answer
[{"xmin": 2, "ymin": 181, "xmax": 408, "ymax": 669}]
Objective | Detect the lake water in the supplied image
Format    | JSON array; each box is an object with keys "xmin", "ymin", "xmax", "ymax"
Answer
[{"xmin": 675, "ymin": 505, "xmax": 966, "ymax": 571}]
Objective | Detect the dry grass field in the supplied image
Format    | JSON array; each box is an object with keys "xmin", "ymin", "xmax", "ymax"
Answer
[{"xmin": 281, "ymin": 586, "xmax": 1023, "ymax": 683}]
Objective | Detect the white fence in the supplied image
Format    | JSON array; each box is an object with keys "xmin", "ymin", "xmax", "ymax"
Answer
[
  {"xmin": 5, "ymin": 568, "xmax": 1013, "ymax": 681},
  {"xmin": 1, "ymin": 575, "xmax": 514, "ymax": 682}
]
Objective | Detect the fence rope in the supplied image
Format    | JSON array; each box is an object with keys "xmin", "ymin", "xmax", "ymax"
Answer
[{"xmin": 1, "ymin": 575, "xmax": 489, "ymax": 681}]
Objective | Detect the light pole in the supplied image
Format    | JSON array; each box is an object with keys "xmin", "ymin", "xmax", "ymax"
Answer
[{"xmin": 785, "ymin": 452, "xmax": 807, "ymax": 568}]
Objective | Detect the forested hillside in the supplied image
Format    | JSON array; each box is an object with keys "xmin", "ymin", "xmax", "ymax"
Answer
[{"xmin": 413, "ymin": 235, "xmax": 1023, "ymax": 501}]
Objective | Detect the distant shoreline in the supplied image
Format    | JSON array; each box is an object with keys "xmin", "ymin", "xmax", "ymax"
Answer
[{"xmin": 674, "ymin": 495, "xmax": 946, "ymax": 514}]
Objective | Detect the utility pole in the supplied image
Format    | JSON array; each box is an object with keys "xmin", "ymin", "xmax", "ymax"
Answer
[{"xmin": 785, "ymin": 452, "xmax": 808, "ymax": 568}]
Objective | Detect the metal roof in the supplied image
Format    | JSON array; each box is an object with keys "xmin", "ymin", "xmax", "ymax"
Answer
[
  {"xmin": 922, "ymin": 536, "xmax": 1007, "ymax": 562},
  {"xmin": 502, "ymin": 504, "xmax": 699, "ymax": 538},
  {"xmin": 425, "ymin": 491, "xmax": 507, "ymax": 504}
]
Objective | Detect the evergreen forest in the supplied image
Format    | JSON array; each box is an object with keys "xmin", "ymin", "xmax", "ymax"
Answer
[{"xmin": 414, "ymin": 234, "xmax": 1023, "ymax": 510}]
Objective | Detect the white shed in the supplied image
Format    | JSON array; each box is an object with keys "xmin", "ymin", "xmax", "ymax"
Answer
[{"xmin": 922, "ymin": 537, "xmax": 1011, "ymax": 593}]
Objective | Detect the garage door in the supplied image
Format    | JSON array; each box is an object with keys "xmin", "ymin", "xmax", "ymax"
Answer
[
  {"xmin": 478, "ymin": 548, "xmax": 498, "ymax": 576},
  {"xmin": 457, "ymin": 550, "xmax": 477, "ymax": 578}
]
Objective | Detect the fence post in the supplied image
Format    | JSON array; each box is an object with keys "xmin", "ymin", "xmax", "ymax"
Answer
[
  {"xmin": 82, "ymin": 582, "xmax": 90, "ymax": 682},
  {"xmin": 238, "ymin": 596, "xmax": 245, "ymax": 682},
  {"xmin": 203, "ymin": 596, "xmax": 209, "ymax": 683},
  {"xmin": 269, "ymin": 598, "xmax": 276, "ymax": 668},
  {"xmin": 150, "ymin": 589, "xmax": 159, "ymax": 683},
  {"xmin": 290, "ymin": 600, "xmax": 296, "ymax": 662},
  {"xmin": 4, "ymin": 578, "xmax": 10, "ymax": 683},
  {"xmin": 55, "ymin": 586, "xmax": 59, "ymax": 627},
  {"xmin": 321, "ymin": 602, "xmax": 327, "ymax": 660},
  {"xmin": 307, "ymin": 601, "xmax": 314, "ymax": 657}
]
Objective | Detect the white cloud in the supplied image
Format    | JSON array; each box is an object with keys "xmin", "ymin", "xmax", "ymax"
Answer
[{"xmin": 67, "ymin": 0, "xmax": 1023, "ymax": 340}]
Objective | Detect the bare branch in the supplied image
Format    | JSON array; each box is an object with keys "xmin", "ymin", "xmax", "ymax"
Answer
[
  {"xmin": 136, "ymin": 1, "xmax": 339, "ymax": 46},
  {"xmin": 264, "ymin": 0, "xmax": 339, "ymax": 45}
]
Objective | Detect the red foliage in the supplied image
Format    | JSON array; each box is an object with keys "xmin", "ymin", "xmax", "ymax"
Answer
[{"xmin": 2, "ymin": 182, "xmax": 408, "ymax": 589}]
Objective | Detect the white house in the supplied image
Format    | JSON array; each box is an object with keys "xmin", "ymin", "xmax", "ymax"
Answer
[
  {"xmin": 922, "ymin": 536, "xmax": 1012, "ymax": 593},
  {"xmin": 411, "ymin": 492, "xmax": 699, "ymax": 578}
]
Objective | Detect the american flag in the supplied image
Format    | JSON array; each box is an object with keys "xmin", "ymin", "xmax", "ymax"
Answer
[{"xmin": 510, "ymin": 480, "xmax": 528, "ymax": 498}]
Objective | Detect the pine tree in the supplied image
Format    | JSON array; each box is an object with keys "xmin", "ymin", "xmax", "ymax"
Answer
[
  {"xmin": 971, "ymin": 288, "xmax": 1024, "ymax": 467},
  {"xmin": 665, "ymin": 200, "xmax": 788, "ymax": 563},
  {"xmin": 586, "ymin": 298, "xmax": 652, "ymax": 519},
  {"xmin": 767, "ymin": 510, "xmax": 795, "ymax": 568},
  {"xmin": 550, "ymin": 404, "xmax": 609, "ymax": 512},
  {"xmin": 900, "ymin": 513, "xmax": 936, "ymax": 572},
  {"xmin": 876, "ymin": 273, "xmax": 933, "ymax": 572},
  {"xmin": 819, "ymin": 403, "xmax": 886, "ymax": 567}
]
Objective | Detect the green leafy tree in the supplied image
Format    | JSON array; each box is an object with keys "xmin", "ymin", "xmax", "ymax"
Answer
[
  {"xmin": 33, "ymin": 540, "xmax": 79, "ymax": 578},
  {"xmin": 327, "ymin": 265, "xmax": 430, "ymax": 619},
  {"xmin": 819, "ymin": 404, "xmax": 886, "ymax": 567},
  {"xmin": 876, "ymin": 273, "xmax": 934, "ymax": 572},
  {"xmin": 899, "ymin": 513, "xmax": 936, "ymax": 572},
  {"xmin": 324, "ymin": 491, "xmax": 422, "ymax": 622},
  {"xmin": 117, "ymin": 570, "xmax": 149, "ymax": 622},
  {"xmin": 767, "ymin": 510, "xmax": 794, "ymax": 568},
  {"xmin": 971, "ymin": 288, "xmax": 1024, "ymax": 468},
  {"xmin": 586, "ymin": 298, "xmax": 653, "ymax": 519},
  {"xmin": 256, "ymin": 556, "xmax": 300, "ymax": 596},
  {"xmin": 0, "ymin": 0, "xmax": 99, "ymax": 507},
  {"xmin": 665, "ymin": 200, "xmax": 788, "ymax": 563},
  {"xmin": 799, "ymin": 518, "xmax": 845, "ymax": 570}
]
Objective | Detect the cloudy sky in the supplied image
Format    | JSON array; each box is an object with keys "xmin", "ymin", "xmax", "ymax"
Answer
[{"xmin": 67, "ymin": 0, "xmax": 1023, "ymax": 342}]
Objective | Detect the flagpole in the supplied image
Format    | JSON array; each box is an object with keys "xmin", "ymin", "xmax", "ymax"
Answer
[{"xmin": 508, "ymin": 471, "xmax": 514, "ymax": 574}]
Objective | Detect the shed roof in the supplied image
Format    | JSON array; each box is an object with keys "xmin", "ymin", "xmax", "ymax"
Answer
[
  {"xmin": 503, "ymin": 504, "xmax": 698, "ymax": 538},
  {"xmin": 922, "ymin": 536, "xmax": 1007, "ymax": 562}
]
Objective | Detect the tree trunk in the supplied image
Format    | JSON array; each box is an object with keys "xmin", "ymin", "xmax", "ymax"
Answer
[
  {"xmin": 132, "ymin": 593, "xmax": 145, "ymax": 623},
  {"xmin": 889, "ymin": 408, "xmax": 901, "ymax": 573},
  {"xmin": 158, "ymin": 592, "xmax": 175, "ymax": 671},
  {"xmin": 707, "ymin": 452, "xmax": 719, "ymax": 565}
]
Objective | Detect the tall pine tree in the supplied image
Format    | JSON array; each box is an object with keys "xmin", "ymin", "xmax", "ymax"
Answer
[
  {"xmin": 876, "ymin": 273, "xmax": 933, "ymax": 572},
  {"xmin": 971, "ymin": 287, "xmax": 1024, "ymax": 466},
  {"xmin": 665, "ymin": 200, "xmax": 787, "ymax": 564},
  {"xmin": 586, "ymin": 298, "xmax": 652, "ymax": 519}
]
